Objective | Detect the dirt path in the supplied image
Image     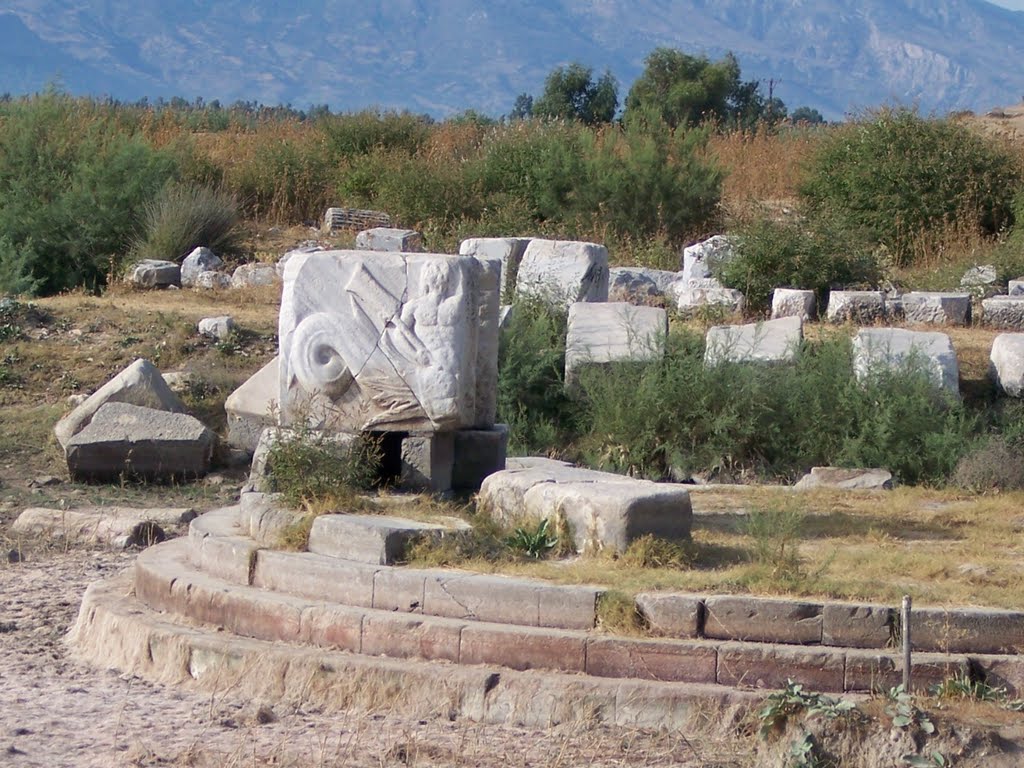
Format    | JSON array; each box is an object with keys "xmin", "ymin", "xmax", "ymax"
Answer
[{"xmin": 0, "ymin": 545, "xmax": 750, "ymax": 768}]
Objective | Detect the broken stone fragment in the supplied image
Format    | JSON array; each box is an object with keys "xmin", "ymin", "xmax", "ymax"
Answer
[
  {"xmin": 65, "ymin": 402, "xmax": 214, "ymax": 482},
  {"xmin": 54, "ymin": 358, "xmax": 187, "ymax": 450}
]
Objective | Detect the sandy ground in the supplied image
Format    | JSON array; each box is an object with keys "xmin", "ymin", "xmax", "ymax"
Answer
[{"xmin": 0, "ymin": 544, "xmax": 751, "ymax": 768}]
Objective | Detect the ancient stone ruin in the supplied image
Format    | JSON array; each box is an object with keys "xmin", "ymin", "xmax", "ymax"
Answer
[{"xmin": 278, "ymin": 250, "xmax": 503, "ymax": 492}]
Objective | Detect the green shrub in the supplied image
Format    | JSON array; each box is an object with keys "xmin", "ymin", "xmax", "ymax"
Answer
[
  {"xmin": 576, "ymin": 331, "xmax": 974, "ymax": 485},
  {"xmin": 572, "ymin": 118, "xmax": 722, "ymax": 241},
  {"xmin": 320, "ymin": 109, "xmax": 431, "ymax": 160},
  {"xmin": 266, "ymin": 430, "xmax": 382, "ymax": 509},
  {"xmin": 338, "ymin": 149, "xmax": 484, "ymax": 229},
  {"xmin": 131, "ymin": 182, "xmax": 241, "ymax": 263},
  {"xmin": 800, "ymin": 108, "xmax": 1021, "ymax": 266},
  {"xmin": 474, "ymin": 121, "xmax": 586, "ymax": 223},
  {"xmin": 496, "ymin": 299, "xmax": 581, "ymax": 455},
  {"xmin": 0, "ymin": 92, "xmax": 180, "ymax": 294},
  {"xmin": 716, "ymin": 214, "xmax": 881, "ymax": 312}
]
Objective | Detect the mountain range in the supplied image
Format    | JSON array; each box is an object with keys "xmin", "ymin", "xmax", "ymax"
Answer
[{"xmin": 2, "ymin": 0, "xmax": 1024, "ymax": 119}]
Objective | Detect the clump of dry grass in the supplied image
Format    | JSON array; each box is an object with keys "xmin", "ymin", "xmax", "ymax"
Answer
[{"xmin": 707, "ymin": 123, "xmax": 822, "ymax": 217}]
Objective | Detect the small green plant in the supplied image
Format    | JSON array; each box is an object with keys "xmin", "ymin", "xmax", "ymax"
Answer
[
  {"xmin": 744, "ymin": 504, "xmax": 806, "ymax": 579},
  {"xmin": 788, "ymin": 731, "xmax": 836, "ymax": 768},
  {"xmin": 759, "ymin": 680, "xmax": 856, "ymax": 738},
  {"xmin": 506, "ymin": 517, "xmax": 559, "ymax": 559},
  {"xmin": 930, "ymin": 671, "xmax": 1022, "ymax": 712},
  {"xmin": 266, "ymin": 428, "xmax": 382, "ymax": 510},
  {"xmin": 886, "ymin": 685, "xmax": 935, "ymax": 734}
]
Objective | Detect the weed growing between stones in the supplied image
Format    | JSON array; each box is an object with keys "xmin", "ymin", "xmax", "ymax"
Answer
[
  {"xmin": 595, "ymin": 590, "xmax": 646, "ymax": 635},
  {"xmin": 618, "ymin": 534, "xmax": 693, "ymax": 569},
  {"xmin": 504, "ymin": 518, "xmax": 559, "ymax": 559},
  {"xmin": 265, "ymin": 428, "xmax": 382, "ymax": 510}
]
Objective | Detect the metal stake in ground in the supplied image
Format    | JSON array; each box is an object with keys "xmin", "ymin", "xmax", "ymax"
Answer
[{"xmin": 902, "ymin": 594, "xmax": 913, "ymax": 692}]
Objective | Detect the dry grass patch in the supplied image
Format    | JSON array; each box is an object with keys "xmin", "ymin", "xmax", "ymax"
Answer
[{"xmin": 405, "ymin": 486, "xmax": 1024, "ymax": 611}]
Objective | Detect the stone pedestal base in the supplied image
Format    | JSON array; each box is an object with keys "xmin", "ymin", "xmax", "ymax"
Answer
[
  {"xmin": 400, "ymin": 433, "xmax": 455, "ymax": 492},
  {"xmin": 452, "ymin": 425, "xmax": 509, "ymax": 490}
]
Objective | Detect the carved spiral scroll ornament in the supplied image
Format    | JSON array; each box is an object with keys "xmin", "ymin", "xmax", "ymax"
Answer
[{"xmin": 290, "ymin": 312, "xmax": 355, "ymax": 398}]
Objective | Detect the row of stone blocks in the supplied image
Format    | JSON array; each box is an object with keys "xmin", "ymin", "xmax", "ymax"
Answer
[
  {"xmin": 197, "ymin": 505, "xmax": 1024, "ymax": 656},
  {"xmin": 140, "ymin": 536, "xmax": 994, "ymax": 695},
  {"xmin": 71, "ymin": 571, "xmax": 755, "ymax": 730}
]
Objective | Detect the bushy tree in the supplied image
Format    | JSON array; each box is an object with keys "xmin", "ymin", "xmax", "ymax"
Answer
[
  {"xmin": 0, "ymin": 91, "xmax": 180, "ymax": 294},
  {"xmin": 532, "ymin": 62, "xmax": 618, "ymax": 124},
  {"xmin": 790, "ymin": 106, "xmax": 825, "ymax": 125},
  {"xmin": 623, "ymin": 48, "xmax": 784, "ymax": 129},
  {"xmin": 801, "ymin": 108, "xmax": 1021, "ymax": 265}
]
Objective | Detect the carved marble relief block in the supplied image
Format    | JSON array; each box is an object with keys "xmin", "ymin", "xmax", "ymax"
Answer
[{"xmin": 279, "ymin": 251, "xmax": 500, "ymax": 433}]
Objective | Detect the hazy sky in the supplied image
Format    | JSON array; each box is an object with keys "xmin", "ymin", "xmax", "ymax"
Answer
[{"xmin": 990, "ymin": 0, "xmax": 1024, "ymax": 9}]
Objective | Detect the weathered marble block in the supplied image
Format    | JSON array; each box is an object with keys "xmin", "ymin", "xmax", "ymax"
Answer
[
  {"xmin": 356, "ymin": 227, "xmax": 424, "ymax": 253},
  {"xmin": 279, "ymin": 251, "xmax": 500, "ymax": 433},
  {"xmin": 479, "ymin": 464, "xmax": 692, "ymax": 554},
  {"xmin": 771, "ymin": 289, "xmax": 816, "ymax": 321},
  {"xmin": 564, "ymin": 302, "xmax": 667, "ymax": 386},
  {"xmin": 825, "ymin": 291, "xmax": 886, "ymax": 323},
  {"xmin": 667, "ymin": 278, "xmax": 745, "ymax": 316},
  {"xmin": 608, "ymin": 267, "xmax": 679, "ymax": 305},
  {"xmin": 225, "ymin": 356, "xmax": 279, "ymax": 452},
  {"xmin": 983, "ymin": 297, "xmax": 1024, "ymax": 330},
  {"xmin": 852, "ymin": 328, "xmax": 960, "ymax": 397},
  {"xmin": 680, "ymin": 235, "xmax": 736, "ymax": 280},
  {"xmin": 704, "ymin": 316, "xmax": 803, "ymax": 366},
  {"xmin": 990, "ymin": 333, "xmax": 1024, "ymax": 397},
  {"xmin": 181, "ymin": 247, "xmax": 223, "ymax": 287},
  {"xmin": 515, "ymin": 239, "xmax": 609, "ymax": 308},
  {"xmin": 459, "ymin": 237, "xmax": 531, "ymax": 300},
  {"xmin": 901, "ymin": 292, "xmax": 971, "ymax": 326}
]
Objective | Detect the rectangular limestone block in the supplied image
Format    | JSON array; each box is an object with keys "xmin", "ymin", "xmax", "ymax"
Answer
[
  {"xmin": 844, "ymin": 650, "xmax": 968, "ymax": 693},
  {"xmin": 538, "ymin": 585, "xmax": 601, "ymax": 630},
  {"xmin": 716, "ymin": 642, "xmax": 845, "ymax": 692},
  {"xmin": 704, "ymin": 316, "xmax": 803, "ymax": 366},
  {"xmin": 279, "ymin": 251, "xmax": 499, "ymax": 433},
  {"xmin": 704, "ymin": 596, "xmax": 823, "ymax": 645},
  {"xmin": 361, "ymin": 613, "xmax": 463, "ymax": 663},
  {"xmin": 458, "ymin": 237, "xmax": 531, "ymax": 301},
  {"xmin": 400, "ymin": 433, "xmax": 454, "ymax": 493},
  {"xmin": 252, "ymin": 550, "xmax": 377, "ymax": 608},
  {"xmin": 307, "ymin": 513, "xmax": 453, "ymax": 565},
  {"xmin": 452, "ymin": 425, "xmax": 508, "ymax": 490},
  {"xmin": 983, "ymin": 297, "xmax": 1024, "ymax": 330},
  {"xmin": 586, "ymin": 637, "xmax": 717, "ymax": 683},
  {"xmin": 902, "ymin": 292, "xmax": 971, "ymax": 326},
  {"xmin": 372, "ymin": 568, "xmax": 427, "ymax": 613},
  {"xmin": 522, "ymin": 480, "xmax": 692, "ymax": 556},
  {"xmin": 515, "ymin": 239, "xmax": 609, "ymax": 309},
  {"xmin": 564, "ymin": 302, "xmax": 667, "ymax": 387},
  {"xmin": 911, "ymin": 607, "xmax": 1024, "ymax": 654},
  {"xmin": 635, "ymin": 593, "xmax": 704, "ymax": 638},
  {"xmin": 459, "ymin": 624, "xmax": 587, "ymax": 673},
  {"xmin": 177, "ymin": 579, "xmax": 305, "ymax": 643},
  {"xmin": 822, "ymin": 602, "xmax": 894, "ymax": 648},
  {"xmin": 298, "ymin": 604, "xmax": 365, "ymax": 652},
  {"xmin": 423, "ymin": 572, "xmax": 541, "ymax": 625}
]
